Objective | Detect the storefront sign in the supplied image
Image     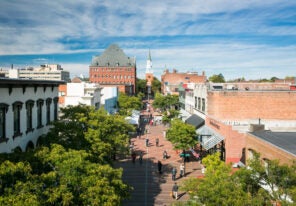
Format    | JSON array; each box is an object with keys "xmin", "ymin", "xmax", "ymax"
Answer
[{"xmin": 210, "ymin": 120, "xmax": 220, "ymax": 129}]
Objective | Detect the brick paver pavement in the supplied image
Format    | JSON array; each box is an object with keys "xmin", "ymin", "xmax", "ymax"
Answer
[{"xmin": 115, "ymin": 103, "xmax": 203, "ymax": 206}]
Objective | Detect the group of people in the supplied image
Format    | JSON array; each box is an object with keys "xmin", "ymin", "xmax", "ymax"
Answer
[
  {"xmin": 171, "ymin": 163, "xmax": 185, "ymax": 181},
  {"xmin": 129, "ymin": 108, "xmax": 183, "ymax": 201}
]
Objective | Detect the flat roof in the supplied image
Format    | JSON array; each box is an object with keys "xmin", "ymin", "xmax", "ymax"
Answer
[
  {"xmin": 250, "ymin": 130, "xmax": 296, "ymax": 156},
  {"xmin": 0, "ymin": 78, "xmax": 65, "ymax": 86}
]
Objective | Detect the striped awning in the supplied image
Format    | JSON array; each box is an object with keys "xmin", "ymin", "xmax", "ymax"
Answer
[{"xmin": 197, "ymin": 126, "xmax": 225, "ymax": 150}]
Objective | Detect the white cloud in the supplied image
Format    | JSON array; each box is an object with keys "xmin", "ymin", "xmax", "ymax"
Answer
[{"xmin": 0, "ymin": 0, "xmax": 295, "ymax": 80}]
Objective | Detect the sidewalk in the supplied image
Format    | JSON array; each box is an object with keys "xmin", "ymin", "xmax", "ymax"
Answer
[{"xmin": 115, "ymin": 107, "xmax": 203, "ymax": 206}]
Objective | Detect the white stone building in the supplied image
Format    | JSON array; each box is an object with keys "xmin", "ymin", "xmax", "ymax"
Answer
[
  {"xmin": 7, "ymin": 64, "xmax": 70, "ymax": 82},
  {"xmin": 64, "ymin": 80, "xmax": 102, "ymax": 109},
  {"xmin": 100, "ymin": 87, "xmax": 118, "ymax": 114},
  {"xmin": 0, "ymin": 78, "xmax": 62, "ymax": 153}
]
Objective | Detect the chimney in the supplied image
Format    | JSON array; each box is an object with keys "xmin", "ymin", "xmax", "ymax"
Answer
[
  {"xmin": 249, "ymin": 124, "xmax": 265, "ymax": 132},
  {"xmin": 173, "ymin": 69, "xmax": 177, "ymax": 73},
  {"xmin": 202, "ymin": 71, "xmax": 205, "ymax": 76}
]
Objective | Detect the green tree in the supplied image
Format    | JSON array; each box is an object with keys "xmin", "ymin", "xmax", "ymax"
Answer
[
  {"xmin": 208, "ymin": 73, "xmax": 225, "ymax": 83},
  {"xmin": 152, "ymin": 93, "xmax": 179, "ymax": 111},
  {"xmin": 270, "ymin": 76, "xmax": 279, "ymax": 82},
  {"xmin": 166, "ymin": 119, "xmax": 197, "ymax": 150},
  {"xmin": 84, "ymin": 108, "xmax": 134, "ymax": 163},
  {"xmin": 192, "ymin": 153, "xmax": 268, "ymax": 206},
  {"xmin": 118, "ymin": 92, "xmax": 142, "ymax": 115},
  {"xmin": 237, "ymin": 152, "xmax": 296, "ymax": 205},
  {"xmin": 136, "ymin": 78, "xmax": 147, "ymax": 94},
  {"xmin": 151, "ymin": 77, "xmax": 161, "ymax": 95},
  {"xmin": 0, "ymin": 105, "xmax": 133, "ymax": 205}
]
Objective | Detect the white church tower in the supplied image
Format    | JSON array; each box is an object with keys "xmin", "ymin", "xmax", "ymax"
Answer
[{"xmin": 145, "ymin": 49, "xmax": 154, "ymax": 86}]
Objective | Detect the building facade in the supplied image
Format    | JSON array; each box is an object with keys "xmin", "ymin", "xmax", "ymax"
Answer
[
  {"xmin": 183, "ymin": 82, "xmax": 296, "ymax": 165},
  {"xmin": 89, "ymin": 44, "xmax": 136, "ymax": 95},
  {"xmin": 64, "ymin": 78, "xmax": 101, "ymax": 109},
  {"xmin": 100, "ymin": 87, "xmax": 118, "ymax": 114},
  {"xmin": 7, "ymin": 64, "xmax": 70, "ymax": 82},
  {"xmin": 0, "ymin": 78, "xmax": 62, "ymax": 153},
  {"xmin": 161, "ymin": 69, "xmax": 207, "ymax": 95}
]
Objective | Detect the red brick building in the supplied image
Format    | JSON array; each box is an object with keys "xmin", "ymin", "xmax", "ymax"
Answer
[
  {"xmin": 246, "ymin": 128, "xmax": 296, "ymax": 166},
  {"xmin": 161, "ymin": 69, "xmax": 206, "ymax": 95},
  {"xmin": 89, "ymin": 44, "xmax": 136, "ymax": 95},
  {"xmin": 190, "ymin": 83, "xmax": 296, "ymax": 165}
]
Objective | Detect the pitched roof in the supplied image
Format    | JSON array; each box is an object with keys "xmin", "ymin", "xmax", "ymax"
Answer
[{"xmin": 90, "ymin": 44, "xmax": 136, "ymax": 67}]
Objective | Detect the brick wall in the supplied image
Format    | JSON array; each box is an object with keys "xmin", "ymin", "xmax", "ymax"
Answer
[
  {"xmin": 246, "ymin": 133, "xmax": 295, "ymax": 166},
  {"xmin": 207, "ymin": 91, "xmax": 296, "ymax": 120},
  {"xmin": 206, "ymin": 117, "xmax": 246, "ymax": 164},
  {"xmin": 89, "ymin": 66, "xmax": 136, "ymax": 94},
  {"xmin": 58, "ymin": 84, "xmax": 67, "ymax": 105},
  {"xmin": 161, "ymin": 70, "xmax": 206, "ymax": 95}
]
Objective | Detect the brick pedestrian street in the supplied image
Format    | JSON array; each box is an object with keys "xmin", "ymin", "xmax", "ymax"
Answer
[{"xmin": 115, "ymin": 104, "xmax": 203, "ymax": 206}]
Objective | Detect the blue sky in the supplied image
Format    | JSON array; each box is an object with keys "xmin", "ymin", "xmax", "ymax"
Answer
[{"xmin": 0, "ymin": 0, "xmax": 295, "ymax": 80}]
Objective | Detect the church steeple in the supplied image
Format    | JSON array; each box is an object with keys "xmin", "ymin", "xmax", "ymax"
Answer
[
  {"xmin": 146, "ymin": 49, "xmax": 153, "ymax": 74},
  {"xmin": 145, "ymin": 49, "xmax": 154, "ymax": 87}
]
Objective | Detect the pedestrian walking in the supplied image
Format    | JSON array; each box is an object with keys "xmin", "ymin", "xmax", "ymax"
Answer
[
  {"xmin": 139, "ymin": 151, "xmax": 143, "ymax": 165},
  {"xmin": 180, "ymin": 163, "xmax": 185, "ymax": 177},
  {"xmin": 163, "ymin": 150, "xmax": 168, "ymax": 159},
  {"xmin": 172, "ymin": 167, "xmax": 177, "ymax": 181},
  {"xmin": 156, "ymin": 138, "xmax": 159, "ymax": 147},
  {"xmin": 157, "ymin": 160, "xmax": 162, "ymax": 174},
  {"xmin": 172, "ymin": 182, "xmax": 179, "ymax": 200},
  {"xmin": 145, "ymin": 137, "xmax": 149, "ymax": 147},
  {"xmin": 131, "ymin": 152, "xmax": 136, "ymax": 164},
  {"xmin": 136, "ymin": 127, "xmax": 140, "ymax": 138}
]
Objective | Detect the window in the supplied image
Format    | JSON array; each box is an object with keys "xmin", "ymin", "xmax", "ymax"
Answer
[
  {"xmin": 198, "ymin": 97, "xmax": 201, "ymax": 110},
  {"xmin": 46, "ymin": 98, "xmax": 52, "ymax": 125},
  {"xmin": 263, "ymin": 158, "xmax": 270, "ymax": 174},
  {"xmin": 13, "ymin": 101, "xmax": 23, "ymax": 137},
  {"xmin": 0, "ymin": 103, "xmax": 9, "ymax": 141},
  {"xmin": 195, "ymin": 97, "xmax": 197, "ymax": 108},
  {"xmin": 202, "ymin": 98, "xmax": 205, "ymax": 112},
  {"xmin": 26, "ymin": 100, "xmax": 34, "ymax": 133},
  {"xmin": 37, "ymin": 99, "xmax": 44, "ymax": 128},
  {"xmin": 248, "ymin": 149, "xmax": 255, "ymax": 160},
  {"xmin": 53, "ymin": 97, "xmax": 58, "ymax": 121}
]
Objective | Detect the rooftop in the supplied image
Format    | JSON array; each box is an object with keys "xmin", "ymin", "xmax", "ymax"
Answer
[
  {"xmin": 90, "ymin": 44, "xmax": 136, "ymax": 67},
  {"xmin": 250, "ymin": 130, "xmax": 296, "ymax": 156},
  {"xmin": 0, "ymin": 78, "xmax": 64, "ymax": 86}
]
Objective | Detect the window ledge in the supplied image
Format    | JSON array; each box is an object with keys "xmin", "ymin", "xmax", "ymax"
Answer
[
  {"xmin": 0, "ymin": 138, "xmax": 9, "ymax": 143},
  {"xmin": 13, "ymin": 132, "xmax": 23, "ymax": 139},
  {"xmin": 26, "ymin": 128, "xmax": 34, "ymax": 134},
  {"xmin": 37, "ymin": 125, "xmax": 44, "ymax": 129}
]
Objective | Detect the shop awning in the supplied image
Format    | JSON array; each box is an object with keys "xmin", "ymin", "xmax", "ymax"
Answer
[
  {"xmin": 197, "ymin": 126, "xmax": 225, "ymax": 150},
  {"xmin": 179, "ymin": 109, "xmax": 191, "ymax": 121},
  {"xmin": 185, "ymin": 114, "xmax": 205, "ymax": 129}
]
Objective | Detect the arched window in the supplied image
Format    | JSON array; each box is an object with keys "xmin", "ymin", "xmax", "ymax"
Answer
[
  {"xmin": 37, "ymin": 99, "xmax": 44, "ymax": 128},
  {"xmin": 46, "ymin": 98, "xmax": 52, "ymax": 125},
  {"xmin": 53, "ymin": 97, "xmax": 59, "ymax": 121},
  {"xmin": 26, "ymin": 100, "xmax": 34, "ymax": 133},
  {"xmin": 13, "ymin": 101, "xmax": 23, "ymax": 138},
  {"xmin": 0, "ymin": 103, "xmax": 9, "ymax": 141}
]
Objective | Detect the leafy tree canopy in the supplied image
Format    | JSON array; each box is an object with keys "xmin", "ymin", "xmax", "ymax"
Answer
[
  {"xmin": 208, "ymin": 73, "xmax": 225, "ymax": 83},
  {"xmin": 152, "ymin": 93, "xmax": 179, "ymax": 111},
  {"xmin": 0, "ymin": 105, "xmax": 133, "ymax": 205},
  {"xmin": 151, "ymin": 77, "xmax": 161, "ymax": 94},
  {"xmin": 136, "ymin": 78, "xmax": 147, "ymax": 94},
  {"xmin": 166, "ymin": 118, "xmax": 197, "ymax": 150},
  {"xmin": 181, "ymin": 153, "xmax": 270, "ymax": 206},
  {"xmin": 118, "ymin": 92, "xmax": 142, "ymax": 115},
  {"xmin": 180, "ymin": 152, "xmax": 296, "ymax": 206}
]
